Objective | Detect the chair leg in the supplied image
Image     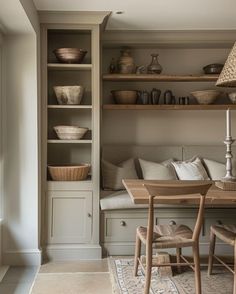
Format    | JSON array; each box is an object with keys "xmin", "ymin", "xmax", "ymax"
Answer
[
  {"xmin": 234, "ymin": 243, "xmax": 236, "ymax": 294},
  {"xmin": 134, "ymin": 234, "xmax": 141, "ymax": 277},
  {"xmin": 193, "ymin": 243, "xmax": 202, "ymax": 294},
  {"xmin": 144, "ymin": 240, "xmax": 152, "ymax": 294},
  {"xmin": 176, "ymin": 248, "xmax": 182, "ymax": 274},
  {"xmin": 208, "ymin": 229, "xmax": 216, "ymax": 276}
]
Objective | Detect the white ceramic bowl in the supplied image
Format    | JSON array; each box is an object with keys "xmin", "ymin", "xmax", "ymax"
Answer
[
  {"xmin": 191, "ymin": 90, "xmax": 222, "ymax": 105},
  {"xmin": 228, "ymin": 92, "xmax": 236, "ymax": 104},
  {"xmin": 53, "ymin": 86, "xmax": 84, "ymax": 105},
  {"xmin": 53, "ymin": 126, "xmax": 88, "ymax": 140}
]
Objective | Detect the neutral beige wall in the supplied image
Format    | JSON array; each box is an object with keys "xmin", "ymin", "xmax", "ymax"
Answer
[{"xmin": 102, "ymin": 47, "xmax": 236, "ymax": 147}]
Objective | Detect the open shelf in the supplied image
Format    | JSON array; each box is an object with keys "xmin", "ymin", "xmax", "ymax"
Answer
[
  {"xmin": 47, "ymin": 139, "xmax": 92, "ymax": 144},
  {"xmin": 103, "ymin": 104, "xmax": 236, "ymax": 110},
  {"xmin": 48, "ymin": 63, "xmax": 92, "ymax": 71},
  {"xmin": 102, "ymin": 74, "xmax": 219, "ymax": 82},
  {"xmin": 48, "ymin": 105, "xmax": 92, "ymax": 109}
]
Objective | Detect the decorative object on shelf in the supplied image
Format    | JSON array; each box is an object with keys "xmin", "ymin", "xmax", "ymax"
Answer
[
  {"xmin": 191, "ymin": 90, "xmax": 221, "ymax": 105},
  {"xmin": 135, "ymin": 65, "xmax": 147, "ymax": 74},
  {"xmin": 163, "ymin": 90, "xmax": 176, "ymax": 105},
  {"xmin": 150, "ymin": 88, "xmax": 161, "ymax": 104},
  {"xmin": 109, "ymin": 58, "xmax": 116, "ymax": 74},
  {"xmin": 53, "ymin": 85, "xmax": 84, "ymax": 105},
  {"xmin": 137, "ymin": 90, "xmax": 149, "ymax": 104},
  {"xmin": 228, "ymin": 92, "xmax": 236, "ymax": 104},
  {"xmin": 53, "ymin": 125, "xmax": 88, "ymax": 140},
  {"xmin": 48, "ymin": 164, "xmax": 91, "ymax": 181},
  {"xmin": 216, "ymin": 42, "xmax": 236, "ymax": 87},
  {"xmin": 117, "ymin": 48, "xmax": 135, "ymax": 74},
  {"xmin": 179, "ymin": 96, "xmax": 190, "ymax": 105},
  {"xmin": 111, "ymin": 90, "xmax": 138, "ymax": 104},
  {"xmin": 147, "ymin": 53, "xmax": 162, "ymax": 74},
  {"xmin": 53, "ymin": 48, "xmax": 87, "ymax": 64},
  {"xmin": 203, "ymin": 63, "xmax": 224, "ymax": 74}
]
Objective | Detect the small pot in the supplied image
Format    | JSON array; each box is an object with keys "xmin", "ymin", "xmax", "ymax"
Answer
[
  {"xmin": 203, "ymin": 64, "xmax": 224, "ymax": 74},
  {"xmin": 228, "ymin": 92, "xmax": 236, "ymax": 104}
]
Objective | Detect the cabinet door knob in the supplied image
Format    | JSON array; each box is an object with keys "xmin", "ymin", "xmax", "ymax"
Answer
[
  {"xmin": 217, "ymin": 220, "xmax": 223, "ymax": 225},
  {"xmin": 120, "ymin": 221, "xmax": 126, "ymax": 226},
  {"xmin": 88, "ymin": 213, "xmax": 92, "ymax": 218},
  {"xmin": 169, "ymin": 220, "xmax": 176, "ymax": 225}
]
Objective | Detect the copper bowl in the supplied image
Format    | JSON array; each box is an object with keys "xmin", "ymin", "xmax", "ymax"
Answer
[{"xmin": 53, "ymin": 48, "xmax": 87, "ymax": 64}]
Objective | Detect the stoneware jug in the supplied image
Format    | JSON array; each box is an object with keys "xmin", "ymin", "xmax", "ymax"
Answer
[
  {"xmin": 118, "ymin": 49, "xmax": 135, "ymax": 74},
  {"xmin": 151, "ymin": 88, "xmax": 161, "ymax": 104}
]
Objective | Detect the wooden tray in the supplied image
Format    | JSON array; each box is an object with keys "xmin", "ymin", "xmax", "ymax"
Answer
[{"xmin": 215, "ymin": 181, "xmax": 236, "ymax": 191}]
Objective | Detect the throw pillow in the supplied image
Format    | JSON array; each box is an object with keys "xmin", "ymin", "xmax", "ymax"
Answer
[
  {"xmin": 171, "ymin": 157, "xmax": 209, "ymax": 180},
  {"xmin": 139, "ymin": 158, "xmax": 178, "ymax": 180},
  {"xmin": 202, "ymin": 158, "xmax": 225, "ymax": 180},
  {"xmin": 102, "ymin": 158, "xmax": 138, "ymax": 190}
]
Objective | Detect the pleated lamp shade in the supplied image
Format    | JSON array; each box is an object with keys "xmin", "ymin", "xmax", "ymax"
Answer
[{"xmin": 216, "ymin": 42, "xmax": 236, "ymax": 87}]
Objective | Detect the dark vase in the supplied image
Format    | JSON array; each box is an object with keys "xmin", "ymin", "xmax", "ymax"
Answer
[{"xmin": 147, "ymin": 54, "xmax": 162, "ymax": 74}]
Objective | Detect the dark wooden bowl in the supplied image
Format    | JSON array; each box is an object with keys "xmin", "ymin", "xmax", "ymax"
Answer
[{"xmin": 53, "ymin": 48, "xmax": 87, "ymax": 64}]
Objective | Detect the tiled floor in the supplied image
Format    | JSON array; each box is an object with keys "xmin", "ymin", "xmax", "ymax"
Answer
[
  {"xmin": 0, "ymin": 266, "xmax": 38, "ymax": 294},
  {"xmin": 0, "ymin": 260, "xmax": 113, "ymax": 294},
  {"xmin": 31, "ymin": 259, "xmax": 112, "ymax": 294}
]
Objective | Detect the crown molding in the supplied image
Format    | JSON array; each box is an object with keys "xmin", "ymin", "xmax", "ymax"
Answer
[
  {"xmin": 39, "ymin": 11, "xmax": 111, "ymax": 28},
  {"xmin": 102, "ymin": 29, "xmax": 236, "ymax": 48}
]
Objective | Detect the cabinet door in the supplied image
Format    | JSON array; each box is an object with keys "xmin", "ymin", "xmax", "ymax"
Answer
[{"xmin": 47, "ymin": 191, "xmax": 92, "ymax": 244}]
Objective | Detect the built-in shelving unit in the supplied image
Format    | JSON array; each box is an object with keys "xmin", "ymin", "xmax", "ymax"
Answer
[
  {"xmin": 103, "ymin": 74, "xmax": 219, "ymax": 82},
  {"xmin": 103, "ymin": 104, "xmax": 236, "ymax": 110},
  {"xmin": 40, "ymin": 11, "xmax": 108, "ymax": 261}
]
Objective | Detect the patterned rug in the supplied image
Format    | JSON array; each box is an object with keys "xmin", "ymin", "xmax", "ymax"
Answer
[{"xmin": 109, "ymin": 258, "xmax": 233, "ymax": 294}]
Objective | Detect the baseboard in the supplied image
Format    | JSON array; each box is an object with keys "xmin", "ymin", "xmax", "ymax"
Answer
[
  {"xmin": 0, "ymin": 266, "xmax": 9, "ymax": 282},
  {"xmin": 3, "ymin": 249, "xmax": 42, "ymax": 266},
  {"xmin": 102, "ymin": 242, "xmax": 234, "ymax": 257},
  {"xmin": 44, "ymin": 244, "xmax": 102, "ymax": 261}
]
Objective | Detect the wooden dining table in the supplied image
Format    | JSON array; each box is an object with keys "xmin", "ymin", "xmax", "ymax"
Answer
[{"xmin": 122, "ymin": 179, "xmax": 236, "ymax": 206}]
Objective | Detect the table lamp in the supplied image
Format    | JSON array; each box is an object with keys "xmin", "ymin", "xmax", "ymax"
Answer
[{"xmin": 216, "ymin": 42, "xmax": 236, "ymax": 183}]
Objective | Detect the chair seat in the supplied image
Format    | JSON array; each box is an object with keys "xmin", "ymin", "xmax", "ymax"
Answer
[
  {"xmin": 137, "ymin": 224, "xmax": 194, "ymax": 249},
  {"xmin": 211, "ymin": 224, "xmax": 236, "ymax": 246}
]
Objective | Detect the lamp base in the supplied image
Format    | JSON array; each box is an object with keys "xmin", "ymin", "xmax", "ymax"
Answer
[{"xmin": 222, "ymin": 176, "xmax": 236, "ymax": 182}]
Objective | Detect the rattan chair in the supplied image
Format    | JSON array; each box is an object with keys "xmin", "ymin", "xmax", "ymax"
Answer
[
  {"xmin": 134, "ymin": 182, "xmax": 212, "ymax": 294},
  {"xmin": 208, "ymin": 224, "xmax": 236, "ymax": 294}
]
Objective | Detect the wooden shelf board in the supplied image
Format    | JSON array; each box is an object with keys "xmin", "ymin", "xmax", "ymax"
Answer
[
  {"xmin": 47, "ymin": 63, "xmax": 92, "ymax": 71},
  {"xmin": 47, "ymin": 139, "xmax": 92, "ymax": 144},
  {"xmin": 48, "ymin": 105, "xmax": 92, "ymax": 109},
  {"xmin": 103, "ymin": 104, "xmax": 236, "ymax": 110},
  {"xmin": 102, "ymin": 74, "xmax": 219, "ymax": 82}
]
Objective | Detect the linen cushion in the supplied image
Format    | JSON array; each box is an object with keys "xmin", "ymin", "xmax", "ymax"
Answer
[
  {"xmin": 139, "ymin": 158, "xmax": 177, "ymax": 180},
  {"xmin": 172, "ymin": 157, "xmax": 209, "ymax": 180},
  {"xmin": 102, "ymin": 158, "xmax": 138, "ymax": 190},
  {"xmin": 203, "ymin": 158, "xmax": 225, "ymax": 180}
]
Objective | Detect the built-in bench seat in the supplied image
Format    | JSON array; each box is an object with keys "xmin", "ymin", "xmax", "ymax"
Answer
[{"xmin": 100, "ymin": 145, "xmax": 236, "ymax": 256}]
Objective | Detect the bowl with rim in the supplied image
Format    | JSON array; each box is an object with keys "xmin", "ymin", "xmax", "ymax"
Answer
[
  {"xmin": 191, "ymin": 90, "xmax": 222, "ymax": 105},
  {"xmin": 53, "ymin": 48, "xmax": 87, "ymax": 64},
  {"xmin": 53, "ymin": 125, "xmax": 88, "ymax": 140},
  {"xmin": 111, "ymin": 90, "xmax": 138, "ymax": 104}
]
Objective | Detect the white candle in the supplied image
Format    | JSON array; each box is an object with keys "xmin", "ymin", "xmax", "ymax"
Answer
[{"xmin": 226, "ymin": 109, "xmax": 231, "ymax": 138}]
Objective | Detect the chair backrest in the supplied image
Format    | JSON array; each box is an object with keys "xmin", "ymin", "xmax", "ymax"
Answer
[{"xmin": 144, "ymin": 182, "xmax": 212, "ymax": 241}]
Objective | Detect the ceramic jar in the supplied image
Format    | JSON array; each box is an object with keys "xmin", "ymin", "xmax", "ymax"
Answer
[
  {"xmin": 147, "ymin": 54, "xmax": 162, "ymax": 74},
  {"xmin": 118, "ymin": 49, "xmax": 135, "ymax": 74}
]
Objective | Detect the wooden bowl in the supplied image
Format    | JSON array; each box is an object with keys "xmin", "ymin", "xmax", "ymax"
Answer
[
  {"xmin": 111, "ymin": 90, "xmax": 138, "ymax": 104},
  {"xmin": 53, "ymin": 86, "xmax": 84, "ymax": 105},
  {"xmin": 48, "ymin": 164, "xmax": 91, "ymax": 181},
  {"xmin": 53, "ymin": 126, "xmax": 88, "ymax": 140},
  {"xmin": 53, "ymin": 48, "xmax": 87, "ymax": 64},
  {"xmin": 191, "ymin": 90, "xmax": 222, "ymax": 105}
]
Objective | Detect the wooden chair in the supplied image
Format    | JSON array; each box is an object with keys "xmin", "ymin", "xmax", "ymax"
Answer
[
  {"xmin": 134, "ymin": 182, "xmax": 212, "ymax": 294},
  {"xmin": 208, "ymin": 224, "xmax": 236, "ymax": 293}
]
